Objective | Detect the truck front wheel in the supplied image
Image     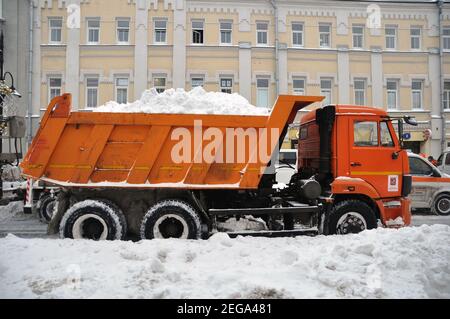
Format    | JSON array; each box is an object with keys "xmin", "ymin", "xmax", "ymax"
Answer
[
  {"xmin": 140, "ymin": 200, "xmax": 202, "ymax": 240},
  {"xmin": 328, "ymin": 200, "xmax": 377, "ymax": 235},
  {"xmin": 59, "ymin": 200, "xmax": 127, "ymax": 240}
]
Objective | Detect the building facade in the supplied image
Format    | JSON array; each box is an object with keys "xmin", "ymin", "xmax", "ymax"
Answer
[{"xmin": 20, "ymin": 0, "xmax": 450, "ymax": 156}]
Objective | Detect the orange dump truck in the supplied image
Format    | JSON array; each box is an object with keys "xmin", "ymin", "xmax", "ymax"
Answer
[{"xmin": 20, "ymin": 94, "xmax": 413, "ymax": 240}]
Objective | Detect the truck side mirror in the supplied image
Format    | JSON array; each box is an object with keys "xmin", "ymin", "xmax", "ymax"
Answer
[{"xmin": 404, "ymin": 116, "xmax": 417, "ymax": 126}]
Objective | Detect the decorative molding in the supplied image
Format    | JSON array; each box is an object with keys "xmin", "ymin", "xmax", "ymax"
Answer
[
  {"xmin": 350, "ymin": 74, "xmax": 372, "ymax": 87},
  {"xmin": 252, "ymin": 71, "xmax": 274, "ymax": 84},
  {"xmin": 41, "ymin": 71, "xmax": 66, "ymax": 84},
  {"xmin": 214, "ymin": 70, "xmax": 239, "ymax": 83},
  {"xmin": 107, "ymin": 69, "xmax": 134, "ymax": 83},
  {"xmin": 79, "ymin": 69, "xmax": 105, "ymax": 83},
  {"xmin": 288, "ymin": 72, "xmax": 309, "ymax": 84}
]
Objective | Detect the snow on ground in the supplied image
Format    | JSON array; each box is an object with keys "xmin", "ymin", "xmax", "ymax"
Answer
[
  {"xmin": 92, "ymin": 87, "xmax": 269, "ymax": 115},
  {"xmin": 1, "ymin": 225, "xmax": 449, "ymax": 299},
  {"xmin": 0, "ymin": 201, "xmax": 25, "ymax": 223}
]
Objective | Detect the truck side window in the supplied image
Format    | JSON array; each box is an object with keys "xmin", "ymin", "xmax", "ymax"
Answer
[
  {"xmin": 446, "ymin": 154, "xmax": 450, "ymax": 165},
  {"xmin": 409, "ymin": 157, "xmax": 433, "ymax": 176},
  {"xmin": 353, "ymin": 121, "xmax": 378, "ymax": 147},
  {"xmin": 380, "ymin": 121, "xmax": 394, "ymax": 147},
  {"xmin": 437, "ymin": 154, "xmax": 443, "ymax": 166}
]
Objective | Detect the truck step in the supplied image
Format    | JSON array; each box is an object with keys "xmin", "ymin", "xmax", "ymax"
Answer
[{"xmin": 224, "ymin": 227, "xmax": 318, "ymax": 238}]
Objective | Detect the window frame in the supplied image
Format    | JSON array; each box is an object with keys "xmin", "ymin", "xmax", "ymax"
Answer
[
  {"xmin": 443, "ymin": 26, "xmax": 450, "ymax": 51},
  {"xmin": 385, "ymin": 25, "xmax": 397, "ymax": 50},
  {"xmin": 353, "ymin": 120, "xmax": 379, "ymax": 147},
  {"xmin": 49, "ymin": 17, "xmax": 63, "ymax": 44},
  {"xmin": 319, "ymin": 23, "xmax": 331, "ymax": 48},
  {"xmin": 115, "ymin": 77, "xmax": 129, "ymax": 104},
  {"xmin": 320, "ymin": 78, "xmax": 332, "ymax": 105},
  {"xmin": 292, "ymin": 22, "xmax": 304, "ymax": 47},
  {"xmin": 219, "ymin": 20, "xmax": 232, "ymax": 45},
  {"xmin": 292, "ymin": 77, "xmax": 306, "ymax": 95},
  {"xmin": 192, "ymin": 19, "xmax": 204, "ymax": 45},
  {"xmin": 191, "ymin": 76, "xmax": 205, "ymax": 88},
  {"xmin": 86, "ymin": 18, "xmax": 100, "ymax": 44},
  {"xmin": 154, "ymin": 18, "xmax": 168, "ymax": 44},
  {"xmin": 256, "ymin": 21, "xmax": 269, "ymax": 46},
  {"xmin": 354, "ymin": 78, "xmax": 366, "ymax": 105},
  {"xmin": 153, "ymin": 76, "xmax": 166, "ymax": 93},
  {"xmin": 352, "ymin": 24, "xmax": 364, "ymax": 49},
  {"xmin": 86, "ymin": 77, "xmax": 99, "ymax": 108},
  {"xmin": 48, "ymin": 77, "xmax": 62, "ymax": 103},
  {"xmin": 411, "ymin": 79, "xmax": 423, "ymax": 110},
  {"xmin": 386, "ymin": 79, "xmax": 399, "ymax": 110},
  {"xmin": 444, "ymin": 81, "xmax": 450, "ymax": 109},
  {"xmin": 256, "ymin": 77, "xmax": 270, "ymax": 108},
  {"xmin": 219, "ymin": 77, "xmax": 233, "ymax": 94},
  {"xmin": 410, "ymin": 26, "xmax": 422, "ymax": 50},
  {"xmin": 116, "ymin": 18, "xmax": 130, "ymax": 44}
]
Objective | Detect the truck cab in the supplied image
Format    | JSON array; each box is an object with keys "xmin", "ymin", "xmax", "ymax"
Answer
[
  {"xmin": 437, "ymin": 151, "xmax": 450, "ymax": 175},
  {"xmin": 298, "ymin": 105, "xmax": 412, "ymax": 232}
]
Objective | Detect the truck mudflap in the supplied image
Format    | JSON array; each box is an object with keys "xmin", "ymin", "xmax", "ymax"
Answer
[{"xmin": 376, "ymin": 197, "xmax": 411, "ymax": 227}]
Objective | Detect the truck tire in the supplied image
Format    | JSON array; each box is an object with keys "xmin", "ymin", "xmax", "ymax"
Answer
[
  {"xmin": 59, "ymin": 200, "xmax": 127, "ymax": 240},
  {"xmin": 140, "ymin": 199, "xmax": 202, "ymax": 240},
  {"xmin": 328, "ymin": 200, "xmax": 377, "ymax": 235},
  {"xmin": 37, "ymin": 193, "xmax": 56, "ymax": 223},
  {"xmin": 432, "ymin": 194, "xmax": 450, "ymax": 216}
]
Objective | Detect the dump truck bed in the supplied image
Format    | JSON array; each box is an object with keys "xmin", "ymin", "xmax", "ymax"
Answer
[{"xmin": 21, "ymin": 94, "xmax": 322, "ymax": 189}]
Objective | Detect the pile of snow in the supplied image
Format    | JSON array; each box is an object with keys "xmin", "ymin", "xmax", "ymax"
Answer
[
  {"xmin": 92, "ymin": 87, "xmax": 270, "ymax": 115},
  {"xmin": 0, "ymin": 201, "xmax": 24, "ymax": 223},
  {"xmin": 1, "ymin": 224, "xmax": 449, "ymax": 298}
]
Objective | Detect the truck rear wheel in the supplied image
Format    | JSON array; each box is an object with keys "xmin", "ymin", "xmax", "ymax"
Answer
[
  {"xmin": 140, "ymin": 199, "xmax": 202, "ymax": 240},
  {"xmin": 328, "ymin": 200, "xmax": 377, "ymax": 235},
  {"xmin": 37, "ymin": 193, "xmax": 56, "ymax": 223},
  {"xmin": 59, "ymin": 200, "xmax": 127, "ymax": 240}
]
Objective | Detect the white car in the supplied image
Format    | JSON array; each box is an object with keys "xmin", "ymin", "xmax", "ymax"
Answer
[{"xmin": 408, "ymin": 152, "xmax": 450, "ymax": 215}]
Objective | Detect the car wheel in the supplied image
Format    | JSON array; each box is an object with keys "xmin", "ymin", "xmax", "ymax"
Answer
[{"xmin": 433, "ymin": 194, "xmax": 450, "ymax": 216}]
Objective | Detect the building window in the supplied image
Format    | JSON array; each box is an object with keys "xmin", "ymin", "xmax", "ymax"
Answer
[
  {"xmin": 292, "ymin": 78, "xmax": 305, "ymax": 95},
  {"xmin": 256, "ymin": 78, "xmax": 269, "ymax": 108},
  {"xmin": 87, "ymin": 18, "xmax": 100, "ymax": 44},
  {"xmin": 220, "ymin": 21, "xmax": 232, "ymax": 44},
  {"xmin": 386, "ymin": 80, "xmax": 398, "ymax": 109},
  {"xmin": 256, "ymin": 21, "xmax": 268, "ymax": 45},
  {"xmin": 320, "ymin": 78, "xmax": 332, "ymax": 105},
  {"xmin": 86, "ymin": 77, "xmax": 99, "ymax": 108},
  {"xmin": 220, "ymin": 78, "xmax": 233, "ymax": 93},
  {"xmin": 48, "ymin": 77, "xmax": 62, "ymax": 102},
  {"xmin": 319, "ymin": 23, "xmax": 331, "ymax": 48},
  {"xmin": 410, "ymin": 27, "xmax": 421, "ymax": 50},
  {"xmin": 191, "ymin": 77, "xmax": 204, "ymax": 88},
  {"xmin": 411, "ymin": 80, "xmax": 423, "ymax": 109},
  {"xmin": 352, "ymin": 24, "xmax": 364, "ymax": 49},
  {"xmin": 192, "ymin": 20, "xmax": 204, "ymax": 44},
  {"xmin": 385, "ymin": 25, "xmax": 397, "ymax": 50},
  {"xmin": 49, "ymin": 18, "xmax": 62, "ymax": 43},
  {"xmin": 444, "ymin": 81, "xmax": 450, "ymax": 109},
  {"xmin": 115, "ymin": 77, "xmax": 128, "ymax": 104},
  {"xmin": 153, "ymin": 76, "xmax": 166, "ymax": 93},
  {"xmin": 354, "ymin": 79, "xmax": 366, "ymax": 105},
  {"xmin": 154, "ymin": 19, "xmax": 167, "ymax": 44},
  {"xmin": 116, "ymin": 18, "xmax": 130, "ymax": 44},
  {"xmin": 443, "ymin": 27, "xmax": 450, "ymax": 50},
  {"xmin": 292, "ymin": 22, "xmax": 304, "ymax": 47}
]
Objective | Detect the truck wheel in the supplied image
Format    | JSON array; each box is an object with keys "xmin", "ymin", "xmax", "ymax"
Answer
[
  {"xmin": 140, "ymin": 200, "xmax": 202, "ymax": 240},
  {"xmin": 432, "ymin": 194, "xmax": 450, "ymax": 216},
  {"xmin": 59, "ymin": 200, "xmax": 127, "ymax": 240},
  {"xmin": 38, "ymin": 194, "xmax": 56, "ymax": 223},
  {"xmin": 328, "ymin": 200, "xmax": 377, "ymax": 235}
]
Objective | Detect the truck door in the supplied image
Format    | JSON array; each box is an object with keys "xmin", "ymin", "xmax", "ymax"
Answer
[{"xmin": 348, "ymin": 118, "xmax": 403, "ymax": 198}]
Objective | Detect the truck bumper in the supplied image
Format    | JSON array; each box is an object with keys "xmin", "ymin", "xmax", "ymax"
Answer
[{"xmin": 377, "ymin": 197, "xmax": 411, "ymax": 227}]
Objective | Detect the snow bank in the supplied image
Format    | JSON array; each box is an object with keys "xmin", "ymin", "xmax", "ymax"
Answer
[
  {"xmin": 1, "ymin": 225, "xmax": 449, "ymax": 299},
  {"xmin": 0, "ymin": 201, "xmax": 24, "ymax": 223},
  {"xmin": 92, "ymin": 87, "xmax": 270, "ymax": 115}
]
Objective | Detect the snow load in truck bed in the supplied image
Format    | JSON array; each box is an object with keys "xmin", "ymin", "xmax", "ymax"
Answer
[{"xmin": 91, "ymin": 87, "xmax": 270, "ymax": 115}]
